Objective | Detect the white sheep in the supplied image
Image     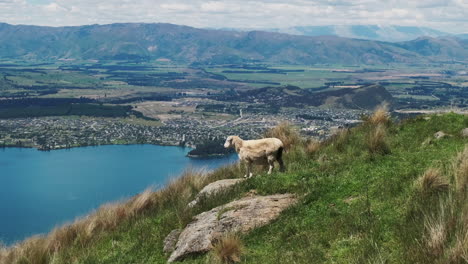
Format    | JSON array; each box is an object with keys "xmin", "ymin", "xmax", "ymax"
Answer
[{"xmin": 224, "ymin": 136, "xmax": 285, "ymax": 178}]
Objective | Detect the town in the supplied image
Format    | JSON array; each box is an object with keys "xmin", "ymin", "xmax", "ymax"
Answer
[{"xmin": 0, "ymin": 107, "xmax": 365, "ymax": 152}]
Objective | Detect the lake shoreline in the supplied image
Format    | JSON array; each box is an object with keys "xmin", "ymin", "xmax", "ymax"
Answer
[
  {"xmin": 1, "ymin": 141, "xmax": 186, "ymax": 152},
  {"xmin": 2, "ymin": 141, "xmax": 233, "ymax": 160}
]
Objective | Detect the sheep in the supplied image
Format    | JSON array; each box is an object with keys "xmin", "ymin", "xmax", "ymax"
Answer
[{"xmin": 224, "ymin": 136, "xmax": 285, "ymax": 178}]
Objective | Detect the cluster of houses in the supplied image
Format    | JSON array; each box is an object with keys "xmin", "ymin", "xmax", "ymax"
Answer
[{"xmin": 0, "ymin": 108, "xmax": 364, "ymax": 151}]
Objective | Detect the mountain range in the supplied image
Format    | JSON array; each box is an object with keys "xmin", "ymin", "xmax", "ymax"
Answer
[
  {"xmin": 222, "ymin": 25, "xmax": 451, "ymax": 42},
  {"xmin": 0, "ymin": 22, "xmax": 467, "ymax": 64}
]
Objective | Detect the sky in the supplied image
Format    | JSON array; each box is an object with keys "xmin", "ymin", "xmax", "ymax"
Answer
[{"xmin": 0, "ymin": 0, "xmax": 466, "ymax": 33}]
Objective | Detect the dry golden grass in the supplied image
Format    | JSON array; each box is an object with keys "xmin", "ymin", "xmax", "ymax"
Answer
[
  {"xmin": 424, "ymin": 214, "xmax": 447, "ymax": 257},
  {"xmin": 210, "ymin": 233, "xmax": 244, "ymax": 264},
  {"xmin": 305, "ymin": 139, "xmax": 322, "ymax": 156},
  {"xmin": 417, "ymin": 168, "xmax": 449, "ymax": 196},
  {"xmin": 323, "ymin": 128, "xmax": 350, "ymax": 152},
  {"xmin": 128, "ymin": 188, "xmax": 155, "ymax": 216},
  {"xmin": 367, "ymin": 124, "xmax": 390, "ymax": 155},
  {"xmin": 449, "ymin": 227, "xmax": 468, "ymax": 263},
  {"xmin": 46, "ymin": 224, "xmax": 79, "ymax": 253},
  {"xmin": 368, "ymin": 103, "xmax": 390, "ymax": 126},
  {"xmin": 264, "ymin": 122, "xmax": 301, "ymax": 151},
  {"xmin": 8, "ymin": 236, "xmax": 49, "ymax": 264}
]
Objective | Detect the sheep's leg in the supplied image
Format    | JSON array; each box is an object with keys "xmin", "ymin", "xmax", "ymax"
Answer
[
  {"xmin": 267, "ymin": 156, "xmax": 275, "ymax": 174},
  {"xmin": 243, "ymin": 162, "xmax": 248, "ymax": 178},
  {"xmin": 278, "ymin": 157, "xmax": 286, "ymax": 172},
  {"xmin": 244, "ymin": 161, "xmax": 252, "ymax": 178}
]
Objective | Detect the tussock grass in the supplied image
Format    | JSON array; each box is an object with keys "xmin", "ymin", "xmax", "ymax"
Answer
[
  {"xmin": 424, "ymin": 209, "xmax": 448, "ymax": 257},
  {"xmin": 304, "ymin": 139, "xmax": 322, "ymax": 156},
  {"xmin": 449, "ymin": 226, "xmax": 468, "ymax": 263},
  {"xmin": 367, "ymin": 124, "xmax": 390, "ymax": 155},
  {"xmin": 264, "ymin": 122, "xmax": 301, "ymax": 151},
  {"xmin": 327, "ymin": 128, "xmax": 350, "ymax": 152},
  {"xmin": 416, "ymin": 168, "xmax": 449, "ymax": 197},
  {"xmin": 367, "ymin": 103, "xmax": 391, "ymax": 126},
  {"xmin": 406, "ymin": 145, "xmax": 468, "ymax": 264},
  {"xmin": 210, "ymin": 233, "xmax": 244, "ymax": 264}
]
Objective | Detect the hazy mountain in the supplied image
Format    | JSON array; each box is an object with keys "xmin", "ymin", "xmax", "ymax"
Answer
[
  {"xmin": 0, "ymin": 23, "xmax": 466, "ymax": 64},
  {"xmin": 227, "ymin": 25, "xmax": 450, "ymax": 42},
  {"xmin": 395, "ymin": 36, "xmax": 468, "ymax": 60}
]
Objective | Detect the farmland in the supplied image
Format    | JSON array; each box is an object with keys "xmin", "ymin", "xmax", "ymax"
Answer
[{"xmin": 0, "ymin": 59, "xmax": 467, "ymax": 151}]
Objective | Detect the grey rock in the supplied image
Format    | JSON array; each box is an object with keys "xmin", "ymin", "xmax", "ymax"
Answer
[
  {"xmin": 168, "ymin": 194, "xmax": 297, "ymax": 262},
  {"xmin": 434, "ymin": 131, "xmax": 447, "ymax": 139},
  {"xmin": 462, "ymin": 128, "xmax": 468, "ymax": 138},
  {"xmin": 188, "ymin": 179, "xmax": 244, "ymax": 207},
  {"xmin": 163, "ymin": 229, "xmax": 181, "ymax": 254}
]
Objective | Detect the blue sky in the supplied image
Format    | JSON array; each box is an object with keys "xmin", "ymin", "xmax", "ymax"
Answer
[{"xmin": 0, "ymin": 0, "xmax": 466, "ymax": 33}]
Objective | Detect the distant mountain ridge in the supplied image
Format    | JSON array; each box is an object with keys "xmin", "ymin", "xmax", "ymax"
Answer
[
  {"xmin": 224, "ymin": 25, "xmax": 452, "ymax": 42},
  {"xmin": 0, "ymin": 22, "xmax": 467, "ymax": 64}
]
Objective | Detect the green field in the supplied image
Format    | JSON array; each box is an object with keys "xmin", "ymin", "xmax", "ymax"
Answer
[{"xmin": 1, "ymin": 60, "xmax": 467, "ymax": 112}]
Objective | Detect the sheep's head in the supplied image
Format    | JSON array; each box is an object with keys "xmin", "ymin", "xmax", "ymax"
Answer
[
  {"xmin": 224, "ymin": 136, "xmax": 234, "ymax": 148},
  {"xmin": 225, "ymin": 136, "xmax": 242, "ymax": 152}
]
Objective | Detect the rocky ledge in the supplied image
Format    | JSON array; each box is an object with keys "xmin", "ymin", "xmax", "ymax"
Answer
[
  {"xmin": 188, "ymin": 178, "xmax": 245, "ymax": 207},
  {"xmin": 167, "ymin": 193, "xmax": 297, "ymax": 262}
]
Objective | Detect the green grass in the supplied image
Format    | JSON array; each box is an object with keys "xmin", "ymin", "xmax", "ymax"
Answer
[{"xmin": 2, "ymin": 113, "xmax": 468, "ymax": 264}]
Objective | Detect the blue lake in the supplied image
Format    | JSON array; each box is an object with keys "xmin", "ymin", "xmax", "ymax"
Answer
[{"xmin": 0, "ymin": 145, "xmax": 238, "ymax": 244}]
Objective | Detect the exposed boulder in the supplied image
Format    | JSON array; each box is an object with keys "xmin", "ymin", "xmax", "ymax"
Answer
[
  {"xmin": 434, "ymin": 131, "xmax": 448, "ymax": 139},
  {"xmin": 462, "ymin": 128, "xmax": 468, "ymax": 138},
  {"xmin": 163, "ymin": 229, "xmax": 182, "ymax": 254},
  {"xmin": 188, "ymin": 179, "xmax": 244, "ymax": 207},
  {"xmin": 168, "ymin": 194, "xmax": 297, "ymax": 262}
]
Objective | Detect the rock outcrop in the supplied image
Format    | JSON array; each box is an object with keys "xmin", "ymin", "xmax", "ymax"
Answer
[
  {"xmin": 434, "ymin": 131, "xmax": 448, "ymax": 139},
  {"xmin": 163, "ymin": 229, "xmax": 181, "ymax": 254},
  {"xmin": 188, "ymin": 179, "xmax": 244, "ymax": 207},
  {"xmin": 168, "ymin": 193, "xmax": 297, "ymax": 262},
  {"xmin": 462, "ymin": 128, "xmax": 468, "ymax": 138}
]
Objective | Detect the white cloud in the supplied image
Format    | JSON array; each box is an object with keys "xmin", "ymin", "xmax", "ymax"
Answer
[
  {"xmin": 0, "ymin": 0, "xmax": 465, "ymax": 33},
  {"xmin": 160, "ymin": 3, "xmax": 192, "ymax": 12},
  {"xmin": 43, "ymin": 2, "xmax": 65, "ymax": 12},
  {"xmin": 200, "ymin": 2, "xmax": 228, "ymax": 12}
]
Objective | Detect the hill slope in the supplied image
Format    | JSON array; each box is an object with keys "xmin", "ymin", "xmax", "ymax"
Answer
[
  {"xmin": 219, "ymin": 84, "xmax": 394, "ymax": 110},
  {"xmin": 2, "ymin": 112, "xmax": 467, "ymax": 264},
  {"xmin": 0, "ymin": 23, "xmax": 467, "ymax": 64}
]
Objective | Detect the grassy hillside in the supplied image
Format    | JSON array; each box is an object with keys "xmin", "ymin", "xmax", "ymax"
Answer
[{"xmin": 1, "ymin": 111, "xmax": 468, "ymax": 264}]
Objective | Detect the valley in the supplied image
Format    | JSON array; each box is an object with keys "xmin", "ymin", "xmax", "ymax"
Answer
[{"xmin": 0, "ymin": 59, "xmax": 467, "ymax": 152}]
